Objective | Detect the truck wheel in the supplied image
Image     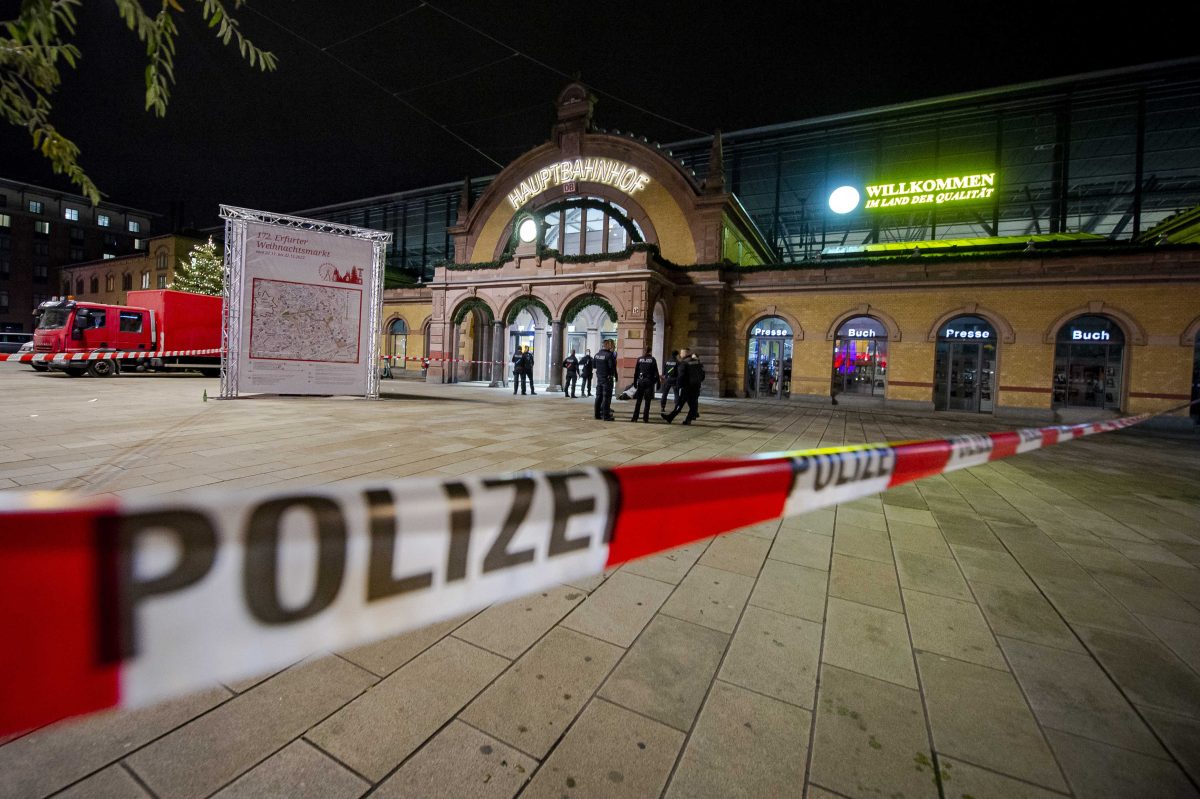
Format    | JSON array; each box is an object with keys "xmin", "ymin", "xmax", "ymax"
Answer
[
  {"xmin": 64, "ymin": 367, "xmax": 87, "ymax": 377},
  {"xmin": 89, "ymin": 360, "xmax": 119, "ymax": 377},
  {"xmin": 30, "ymin": 362, "xmax": 49, "ymax": 372},
  {"xmin": 199, "ymin": 368, "xmax": 220, "ymax": 378}
]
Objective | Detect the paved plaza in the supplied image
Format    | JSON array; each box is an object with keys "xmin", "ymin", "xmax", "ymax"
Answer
[{"xmin": 1, "ymin": 368, "xmax": 1199, "ymax": 799}]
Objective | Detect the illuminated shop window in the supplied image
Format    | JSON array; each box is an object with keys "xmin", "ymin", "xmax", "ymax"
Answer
[
  {"xmin": 1052, "ymin": 315, "xmax": 1125, "ymax": 410},
  {"xmin": 934, "ymin": 316, "xmax": 996, "ymax": 413},
  {"xmin": 831, "ymin": 316, "xmax": 888, "ymax": 397},
  {"xmin": 746, "ymin": 317, "xmax": 793, "ymax": 399}
]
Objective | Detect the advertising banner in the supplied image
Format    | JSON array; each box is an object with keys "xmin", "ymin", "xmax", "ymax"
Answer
[{"xmin": 236, "ymin": 222, "xmax": 377, "ymax": 396}]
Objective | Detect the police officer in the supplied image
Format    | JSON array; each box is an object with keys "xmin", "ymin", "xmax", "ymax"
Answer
[
  {"xmin": 511, "ymin": 348, "xmax": 525, "ymax": 395},
  {"xmin": 630, "ymin": 348, "xmax": 660, "ymax": 423},
  {"xmin": 521, "ymin": 346, "xmax": 536, "ymax": 395},
  {"xmin": 562, "ymin": 350, "xmax": 579, "ymax": 397},
  {"xmin": 592, "ymin": 340, "xmax": 617, "ymax": 421},
  {"xmin": 662, "ymin": 348, "xmax": 703, "ymax": 424},
  {"xmin": 660, "ymin": 349, "xmax": 679, "ymax": 412},
  {"xmin": 578, "ymin": 348, "xmax": 594, "ymax": 397}
]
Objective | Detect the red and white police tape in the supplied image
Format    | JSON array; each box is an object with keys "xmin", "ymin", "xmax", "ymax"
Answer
[
  {"xmin": 0, "ymin": 348, "xmax": 224, "ymax": 363},
  {"xmin": 0, "ymin": 407, "xmax": 1177, "ymax": 735},
  {"xmin": 381, "ymin": 355, "xmax": 502, "ymax": 364}
]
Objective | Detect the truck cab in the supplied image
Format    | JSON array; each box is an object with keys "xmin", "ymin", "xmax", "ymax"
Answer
[{"xmin": 33, "ymin": 298, "xmax": 156, "ymax": 376}]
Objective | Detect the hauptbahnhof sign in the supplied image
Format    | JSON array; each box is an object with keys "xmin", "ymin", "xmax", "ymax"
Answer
[{"xmin": 507, "ymin": 158, "xmax": 652, "ymax": 210}]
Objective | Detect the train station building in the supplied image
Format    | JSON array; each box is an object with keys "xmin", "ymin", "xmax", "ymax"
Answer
[{"xmin": 301, "ymin": 60, "xmax": 1200, "ymax": 424}]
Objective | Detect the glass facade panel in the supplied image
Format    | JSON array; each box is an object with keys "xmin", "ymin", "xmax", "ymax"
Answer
[
  {"xmin": 934, "ymin": 316, "xmax": 997, "ymax": 412},
  {"xmin": 1052, "ymin": 315, "xmax": 1125, "ymax": 410},
  {"xmin": 562, "ymin": 207, "xmax": 582, "ymax": 255}
]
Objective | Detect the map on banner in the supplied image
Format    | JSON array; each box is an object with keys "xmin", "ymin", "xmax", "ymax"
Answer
[{"xmin": 249, "ymin": 279, "xmax": 361, "ymax": 363}]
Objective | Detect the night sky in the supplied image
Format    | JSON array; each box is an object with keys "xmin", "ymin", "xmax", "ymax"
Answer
[{"xmin": 3, "ymin": 1, "xmax": 1197, "ymax": 230}]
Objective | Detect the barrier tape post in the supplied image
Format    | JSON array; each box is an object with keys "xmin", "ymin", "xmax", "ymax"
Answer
[{"xmin": 0, "ymin": 402, "xmax": 1190, "ymax": 735}]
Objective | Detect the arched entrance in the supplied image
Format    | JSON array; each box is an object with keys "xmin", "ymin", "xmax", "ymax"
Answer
[
  {"xmin": 652, "ymin": 300, "xmax": 667, "ymax": 366},
  {"xmin": 746, "ymin": 317, "xmax": 793, "ymax": 398},
  {"xmin": 506, "ymin": 298, "xmax": 551, "ymax": 384},
  {"xmin": 1052, "ymin": 315, "xmax": 1126, "ymax": 410},
  {"xmin": 386, "ymin": 318, "xmax": 408, "ymax": 377},
  {"xmin": 563, "ymin": 295, "xmax": 618, "ymax": 363},
  {"xmin": 832, "ymin": 316, "xmax": 888, "ymax": 397},
  {"xmin": 933, "ymin": 315, "xmax": 996, "ymax": 413},
  {"xmin": 451, "ymin": 299, "xmax": 494, "ymax": 383}
]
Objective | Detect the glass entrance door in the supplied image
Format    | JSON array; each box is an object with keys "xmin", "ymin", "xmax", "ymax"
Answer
[
  {"xmin": 747, "ymin": 338, "xmax": 792, "ymax": 398},
  {"xmin": 934, "ymin": 341, "xmax": 996, "ymax": 412}
]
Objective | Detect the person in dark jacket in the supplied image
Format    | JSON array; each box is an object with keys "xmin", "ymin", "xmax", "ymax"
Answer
[
  {"xmin": 630, "ymin": 348, "xmax": 660, "ymax": 422},
  {"xmin": 511, "ymin": 349, "xmax": 525, "ymax": 395},
  {"xmin": 592, "ymin": 340, "xmax": 617, "ymax": 421},
  {"xmin": 660, "ymin": 350, "xmax": 679, "ymax": 411},
  {"xmin": 562, "ymin": 350, "xmax": 579, "ymax": 397},
  {"xmin": 662, "ymin": 349, "xmax": 703, "ymax": 424},
  {"xmin": 521, "ymin": 347, "xmax": 536, "ymax": 395},
  {"xmin": 578, "ymin": 349, "xmax": 594, "ymax": 397}
]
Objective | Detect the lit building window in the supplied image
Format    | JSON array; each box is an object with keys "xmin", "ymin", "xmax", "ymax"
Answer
[
  {"xmin": 34, "ymin": 221, "xmax": 50, "ymax": 235},
  {"xmin": 141, "ymin": 271, "xmax": 150, "ymax": 289},
  {"xmin": 28, "ymin": 200, "xmax": 43, "ymax": 214},
  {"xmin": 533, "ymin": 197, "xmax": 642, "ymax": 257},
  {"xmin": 128, "ymin": 220, "xmax": 141, "ymax": 233},
  {"xmin": 156, "ymin": 251, "xmax": 167, "ymax": 270},
  {"xmin": 64, "ymin": 208, "xmax": 79, "ymax": 221},
  {"xmin": 105, "ymin": 274, "xmax": 114, "ymax": 291},
  {"xmin": 98, "ymin": 214, "xmax": 111, "ymax": 227},
  {"xmin": 0, "ymin": 214, "xmax": 10, "ymax": 228},
  {"xmin": 157, "ymin": 274, "xmax": 166, "ymax": 288}
]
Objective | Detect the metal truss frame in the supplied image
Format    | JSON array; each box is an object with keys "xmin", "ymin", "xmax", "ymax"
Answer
[{"xmin": 218, "ymin": 204, "xmax": 392, "ymax": 400}]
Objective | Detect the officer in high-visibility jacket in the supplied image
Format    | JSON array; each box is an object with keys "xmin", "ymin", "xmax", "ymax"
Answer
[{"xmin": 630, "ymin": 348, "xmax": 660, "ymax": 423}]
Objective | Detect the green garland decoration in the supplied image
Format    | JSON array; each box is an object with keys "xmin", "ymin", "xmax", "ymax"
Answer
[
  {"xmin": 451, "ymin": 297, "xmax": 494, "ymax": 325},
  {"xmin": 505, "ymin": 296, "xmax": 553, "ymax": 324},
  {"xmin": 563, "ymin": 294, "xmax": 617, "ymax": 324}
]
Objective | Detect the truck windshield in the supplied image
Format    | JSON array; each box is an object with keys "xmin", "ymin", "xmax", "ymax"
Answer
[{"xmin": 37, "ymin": 309, "xmax": 71, "ymax": 330}]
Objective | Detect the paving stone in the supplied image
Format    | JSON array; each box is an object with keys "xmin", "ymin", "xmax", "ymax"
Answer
[
  {"xmin": 619, "ymin": 540, "xmax": 707, "ymax": 585},
  {"xmin": 658, "ymin": 564, "xmax": 755, "ymax": 634},
  {"xmin": 461, "ymin": 627, "xmax": 624, "ymax": 759},
  {"xmin": 951, "ymin": 544, "xmax": 1035, "ymax": 588},
  {"xmin": 822, "ymin": 597, "xmax": 917, "ymax": 689},
  {"xmin": 999, "ymin": 637, "xmax": 1164, "ymax": 756},
  {"xmin": 666, "ymin": 680, "xmax": 811, "ymax": 799},
  {"xmin": 1136, "ymin": 614, "xmax": 1200, "ymax": 673},
  {"xmin": 916, "ymin": 651, "xmax": 1066, "ymax": 791},
  {"xmin": 829, "ymin": 553, "xmax": 902, "ymax": 611},
  {"xmin": 698, "ymin": 532, "xmax": 771, "ymax": 577},
  {"xmin": 1139, "ymin": 561, "xmax": 1200, "ymax": 605},
  {"xmin": 903, "ymin": 589, "xmax": 1005, "ymax": 670},
  {"xmin": 719, "ymin": 605, "xmax": 821, "ymax": 709},
  {"xmin": 307, "ymin": 639, "xmax": 506, "ymax": 781},
  {"xmin": 783, "ymin": 507, "xmax": 835, "ymax": 536},
  {"xmin": 1028, "ymin": 573, "xmax": 1149, "ymax": 636},
  {"xmin": 562, "ymin": 571, "xmax": 610, "ymax": 593},
  {"xmin": 212, "ymin": 740, "xmax": 369, "ymax": 799},
  {"xmin": 598, "ymin": 615, "xmax": 728, "ymax": 731},
  {"xmin": 561, "ymin": 571, "xmax": 675, "ymax": 646},
  {"xmin": 1092, "ymin": 572, "xmax": 1200, "ymax": 625},
  {"xmin": 454, "ymin": 586, "xmax": 586, "ymax": 659},
  {"xmin": 836, "ymin": 507, "xmax": 888, "ymax": 531},
  {"xmin": 769, "ymin": 527, "xmax": 833, "ymax": 570},
  {"xmin": 749, "ymin": 558, "xmax": 827, "ymax": 622},
  {"xmin": 52, "ymin": 765, "xmax": 150, "ymax": 799},
  {"xmin": 809, "ymin": 665, "xmax": 936, "ymax": 799},
  {"xmin": 0, "ymin": 685, "xmax": 231, "ymax": 799},
  {"xmin": 520, "ymin": 699, "xmax": 684, "ymax": 799},
  {"xmin": 832, "ymin": 523, "xmax": 894, "ymax": 564},
  {"xmin": 935, "ymin": 756, "xmax": 1072, "ymax": 799},
  {"xmin": 125, "ymin": 656, "xmax": 377, "ymax": 799},
  {"xmin": 884, "ymin": 505, "xmax": 938, "ymax": 528},
  {"xmin": 1077, "ymin": 626, "xmax": 1200, "ymax": 718},
  {"xmin": 1045, "ymin": 729, "xmax": 1199, "ymax": 799},
  {"xmin": 338, "ymin": 613, "xmax": 469, "ymax": 677},
  {"xmin": 887, "ymin": 520, "xmax": 951, "ymax": 557},
  {"xmin": 937, "ymin": 517, "xmax": 1006, "ymax": 551},
  {"xmin": 1141, "ymin": 708, "xmax": 1200, "ymax": 786},
  {"xmin": 895, "ymin": 550, "xmax": 972, "ymax": 601},
  {"xmin": 371, "ymin": 720, "xmax": 536, "ymax": 799},
  {"xmin": 971, "ymin": 581, "xmax": 1084, "ymax": 652}
]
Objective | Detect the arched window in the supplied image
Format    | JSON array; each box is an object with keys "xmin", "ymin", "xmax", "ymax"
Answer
[
  {"xmin": 536, "ymin": 197, "xmax": 644, "ymax": 256},
  {"xmin": 388, "ymin": 318, "xmax": 408, "ymax": 365},
  {"xmin": 832, "ymin": 316, "xmax": 888, "ymax": 397},
  {"xmin": 105, "ymin": 273, "xmax": 114, "ymax": 292},
  {"xmin": 156, "ymin": 250, "xmax": 168, "ymax": 271},
  {"xmin": 75, "ymin": 278, "xmax": 84, "ymax": 295},
  {"xmin": 141, "ymin": 271, "xmax": 150, "ymax": 289},
  {"xmin": 1053, "ymin": 315, "xmax": 1126, "ymax": 410},
  {"xmin": 90, "ymin": 276, "xmax": 99, "ymax": 294},
  {"xmin": 746, "ymin": 317, "xmax": 793, "ymax": 399},
  {"xmin": 121, "ymin": 273, "xmax": 132, "ymax": 291},
  {"xmin": 934, "ymin": 315, "xmax": 996, "ymax": 413}
]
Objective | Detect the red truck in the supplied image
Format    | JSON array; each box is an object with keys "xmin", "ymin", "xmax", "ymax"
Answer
[{"xmin": 32, "ymin": 289, "xmax": 223, "ymax": 377}]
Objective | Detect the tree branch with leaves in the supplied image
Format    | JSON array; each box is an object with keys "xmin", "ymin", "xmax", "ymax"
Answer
[{"xmin": 1, "ymin": 0, "xmax": 277, "ymax": 205}]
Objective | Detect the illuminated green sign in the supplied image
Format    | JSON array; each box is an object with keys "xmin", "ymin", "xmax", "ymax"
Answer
[{"xmin": 863, "ymin": 172, "xmax": 996, "ymax": 209}]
